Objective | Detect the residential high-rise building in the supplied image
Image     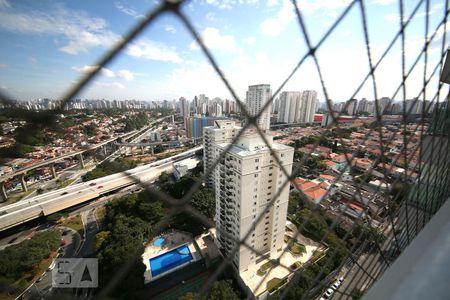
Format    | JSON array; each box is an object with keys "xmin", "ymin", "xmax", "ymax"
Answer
[
  {"xmin": 245, "ymin": 84, "xmax": 272, "ymax": 131},
  {"xmin": 179, "ymin": 97, "xmax": 189, "ymax": 117},
  {"xmin": 299, "ymin": 90, "xmax": 318, "ymax": 123},
  {"xmin": 345, "ymin": 99, "xmax": 358, "ymax": 115},
  {"xmin": 277, "ymin": 91, "xmax": 302, "ymax": 124},
  {"xmin": 211, "ymin": 127, "xmax": 294, "ymax": 272},
  {"xmin": 203, "ymin": 120, "xmax": 240, "ymax": 188},
  {"xmin": 277, "ymin": 90, "xmax": 317, "ymax": 124},
  {"xmin": 357, "ymin": 98, "xmax": 369, "ymax": 114}
]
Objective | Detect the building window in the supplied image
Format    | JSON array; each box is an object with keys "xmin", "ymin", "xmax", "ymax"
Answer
[
  {"xmin": 255, "ymin": 158, "xmax": 259, "ymax": 162},
  {"xmin": 281, "ymin": 154, "xmax": 284, "ymax": 157},
  {"xmin": 269, "ymin": 173, "xmax": 273, "ymax": 176},
  {"xmin": 254, "ymin": 174, "xmax": 258, "ymax": 178},
  {"xmin": 256, "ymin": 166, "xmax": 259, "ymax": 170}
]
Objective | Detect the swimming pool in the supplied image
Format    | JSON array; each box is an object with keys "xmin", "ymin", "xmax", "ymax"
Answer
[
  {"xmin": 153, "ymin": 237, "xmax": 166, "ymax": 246},
  {"xmin": 150, "ymin": 244, "xmax": 193, "ymax": 277}
]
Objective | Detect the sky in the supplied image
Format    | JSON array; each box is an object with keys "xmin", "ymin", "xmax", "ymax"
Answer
[{"xmin": 0, "ymin": 0, "xmax": 448, "ymax": 102}]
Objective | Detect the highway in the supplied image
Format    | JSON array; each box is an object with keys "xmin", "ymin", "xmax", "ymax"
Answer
[
  {"xmin": 0, "ymin": 146, "xmax": 202, "ymax": 232},
  {"xmin": 0, "ymin": 115, "xmax": 172, "ymax": 184}
]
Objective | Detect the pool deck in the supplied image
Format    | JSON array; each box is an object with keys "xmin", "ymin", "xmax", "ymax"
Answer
[
  {"xmin": 143, "ymin": 231, "xmax": 202, "ymax": 283},
  {"xmin": 240, "ymin": 224, "xmax": 322, "ymax": 297}
]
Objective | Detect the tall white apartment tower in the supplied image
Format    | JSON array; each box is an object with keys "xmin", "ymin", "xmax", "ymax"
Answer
[
  {"xmin": 179, "ymin": 97, "xmax": 189, "ymax": 117},
  {"xmin": 278, "ymin": 91, "xmax": 302, "ymax": 123},
  {"xmin": 300, "ymin": 90, "xmax": 317, "ymax": 123},
  {"xmin": 203, "ymin": 120, "xmax": 241, "ymax": 188},
  {"xmin": 212, "ymin": 128, "xmax": 294, "ymax": 272},
  {"xmin": 245, "ymin": 84, "xmax": 272, "ymax": 131}
]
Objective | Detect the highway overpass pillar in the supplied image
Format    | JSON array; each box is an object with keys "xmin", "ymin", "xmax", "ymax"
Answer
[
  {"xmin": 102, "ymin": 145, "xmax": 107, "ymax": 156},
  {"xmin": 0, "ymin": 182, "xmax": 7, "ymax": 201},
  {"xmin": 141, "ymin": 146, "xmax": 145, "ymax": 155},
  {"xmin": 20, "ymin": 174, "xmax": 28, "ymax": 192},
  {"xmin": 50, "ymin": 164, "xmax": 57, "ymax": 179},
  {"xmin": 150, "ymin": 147, "xmax": 154, "ymax": 155},
  {"xmin": 78, "ymin": 153, "xmax": 85, "ymax": 169}
]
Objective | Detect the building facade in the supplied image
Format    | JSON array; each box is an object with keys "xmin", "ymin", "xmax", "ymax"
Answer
[
  {"xmin": 245, "ymin": 84, "xmax": 272, "ymax": 131},
  {"xmin": 211, "ymin": 127, "xmax": 294, "ymax": 272},
  {"xmin": 203, "ymin": 120, "xmax": 241, "ymax": 188},
  {"xmin": 277, "ymin": 90, "xmax": 317, "ymax": 124}
]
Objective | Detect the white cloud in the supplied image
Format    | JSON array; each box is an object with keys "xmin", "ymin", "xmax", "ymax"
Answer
[
  {"xmin": 0, "ymin": 0, "xmax": 10, "ymax": 8},
  {"xmin": 260, "ymin": 0, "xmax": 295, "ymax": 36},
  {"xmin": 205, "ymin": 0, "xmax": 234, "ymax": 10},
  {"xmin": 101, "ymin": 68, "xmax": 115, "ymax": 78},
  {"xmin": 0, "ymin": 5, "xmax": 120, "ymax": 54},
  {"xmin": 245, "ymin": 36, "xmax": 257, "ymax": 45},
  {"xmin": 0, "ymin": 63, "xmax": 7, "ymax": 69},
  {"xmin": 267, "ymin": 0, "xmax": 279, "ymax": 7},
  {"xmin": 296, "ymin": 0, "xmax": 352, "ymax": 11},
  {"xmin": 127, "ymin": 39, "xmax": 183, "ymax": 63},
  {"xmin": 114, "ymin": 2, "xmax": 144, "ymax": 19},
  {"xmin": 72, "ymin": 65, "xmax": 134, "ymax": 81},
  {"xmin": 190, "ymin": 27, "xmax": 237, "ymax": 52},
  {"xmin": 95, "ymin": 82, "xmax": 125, "ymax": 89},
  {"xmin": 117, "ymin": 70, "xmax": 134, "ymax": 81},
  {"xmin": 384, "ymin": 5, "xmax": 439, "ymax": 23},
  {"xmin": 164, "ymin": 24, "xmax": 177, "ymax": 34}
]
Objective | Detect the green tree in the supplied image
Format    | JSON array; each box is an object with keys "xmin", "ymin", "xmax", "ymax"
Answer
[
  {"xmin": 83, "ymin": 124, "xmax": 97, "ymax": 136},
  {"xmin": 208, "ymin": 280, "xmax": 240, "ymax": 300},
  {"xmin": 154, "ymin": 144, "xmax": 164, "ymax": 154}
]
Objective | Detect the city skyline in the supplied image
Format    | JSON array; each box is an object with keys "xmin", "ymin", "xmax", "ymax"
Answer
[{"xmin": 0, "ymin": 0, "xmax": 447, "ymax": 102}]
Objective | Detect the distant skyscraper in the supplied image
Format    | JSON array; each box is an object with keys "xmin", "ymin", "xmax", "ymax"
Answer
[
  {"xmin": 278, "ymin": 91, "xmax": 318, "ymax": 124},
  {"xmin": 245, "ymin": 84, "xmax": 272, "ymax": 131},
  {"xmin": 345, "ymin": 99, "xmax": 358, "ymax": 115},
  {"xmin": 277, "ymin": 91, "xmax": 302, "ymax": 124},
  {"xmin": 357, "ymin": 98, "xmax": 369, "ymax": 114},
  {"xmin": 179, "ymin": 97, "xmax": 189, "ymax": 117},
  {"xmin": 184, "ymin": 116, "xmax": 228, "ymax": 140},
  {"xmin": 210, "ymin": 127, "xmax": 294, "ymax": 272}
]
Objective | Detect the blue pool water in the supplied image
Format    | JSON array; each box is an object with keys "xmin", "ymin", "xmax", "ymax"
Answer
[
  {"xmin": 153, "ymin": 237, "xmax": 166, "ymax": 246},
  {"xmin": 150, "ymin": 244, "xmax": 193, "ymax": 277}
]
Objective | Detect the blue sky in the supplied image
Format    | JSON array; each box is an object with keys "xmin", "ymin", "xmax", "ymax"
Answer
[{"xmin": 0, "ymin": 0, "xmax": 448, "ymax": 102}]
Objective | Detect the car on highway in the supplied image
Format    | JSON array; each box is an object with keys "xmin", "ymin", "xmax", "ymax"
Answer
[
  {"xmin": 331, "ymin": 281, "xmax": 341, "ymax": 291},
  {"xmin": 97, "ymin": 185, "xmax": 103, "ymax": 189},
  {"xmin": 323, "ymin": 288, "xmax": 334, "ymax": 299},
  {"xmin": 61, "ymin": 191, "xmax": 68, "ymax": 195},
  {"xmin": 338, "ymin": 277, "xmax": 344, "ymax": 283},
  {"xmin": 89, "ymin": 182, "xmax": 97, "ymax": 186}
]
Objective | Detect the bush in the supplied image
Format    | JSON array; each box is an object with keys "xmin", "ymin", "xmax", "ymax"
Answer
[
  {"xmin": 289, "ymin": 242, "xmax": 307, "ymax": 255},
  {"xmin": 267, "ymin": 277, "xmax": 287, "ymax": 293},
  {"xmin": 290, "ymin": 261, "xmax": 302, "ymax": 270},
  {"xmin": 257, "ymin": 259, "xmax": 278, "ymax": 276}
]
